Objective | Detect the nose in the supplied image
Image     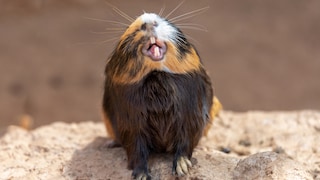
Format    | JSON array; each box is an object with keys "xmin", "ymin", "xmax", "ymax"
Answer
[
  {"xmin": 141, "ymin": 21, "xmax": 158, "ymax": 32},
  {"xmin": 146, "ymin": 23, "xmax": 154, "ymax": 31}
]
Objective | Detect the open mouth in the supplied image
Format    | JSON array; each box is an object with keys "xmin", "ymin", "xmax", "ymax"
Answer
[{"xmin": 142, "ymin": 36, "xmax": 167, "ymax": 61}]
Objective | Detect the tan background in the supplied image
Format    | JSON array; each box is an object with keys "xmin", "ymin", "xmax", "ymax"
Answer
[{"xmin": 1, "ymin": 0, "xmax": 320, "ymax": 128}]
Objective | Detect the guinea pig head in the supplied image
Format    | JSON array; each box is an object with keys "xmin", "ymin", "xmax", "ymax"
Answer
[{"xmin": 109, "ymin": 13, "xmax": 201, "ymax": 84}]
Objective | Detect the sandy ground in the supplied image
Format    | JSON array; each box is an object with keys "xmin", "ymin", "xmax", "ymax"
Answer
[
  {"xmin": 1, "ymin": 1, "xmax": 319, "ymax": 179},
  {"xmin": 0, "ymin": 111, "xmax": 319, "ymax": 179},
  {"xmin": 1, "ymin": 0, "xmax": 320, "ymax": 129}
]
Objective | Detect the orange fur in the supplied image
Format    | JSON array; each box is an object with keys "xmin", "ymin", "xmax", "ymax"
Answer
[
  {"xmin": 102, "ymin": 111, "xmax": 116, "ymax": 140},
  {"xmin": 111, "ymin": 42, "xmax": 201, "ymax": 84},
  {"xmin": 163, "ymin": 43, "xmax": 201, "ymax": 74},
  {"xmin": 120, "ymin": 19, "xmax": 143, "ymax": 42},
  {"xmin": 203, "ymin": 96, "xmax": 223, "ymax": 136},
  {"xmin": 133, "ymin": 31, "xmax": 144, "ymax": 42},
  {"xmin": 111, "ymin": 57, "xmax": 161, "ymax": 84}
]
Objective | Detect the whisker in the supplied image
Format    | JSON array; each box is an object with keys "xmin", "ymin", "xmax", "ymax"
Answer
[
  {"xmin": 173, "ymin": 38, "xmax": 184, "ymax": 47},
  {"xmin": 169, "ymin": 6, "xmax": 210, "ymax": 23},
  {"xmin": 95, "ymin": 37, "xmax": 120, "ymax": 45},
  {"xmin": 72, "ymin": 41, "xmax": 96, "ymax": 46},
  {"xmin": 83, "ymin": 17, "xmax": 130, "ymax": 27},
  {"xmin": 178, "ymin": 26, "xmax": 207, "ymax": 32},
  {"xmin": 176, "ymin": 23, "xmax": 208, "ymax": 32},
  {"xmin": 112, "ymin": 7, "xmax": 135, "ymax": 22},
  {"xmin": 184, "ymin": 34, "xmax": 200, "ymax": 45},
  {"xmin": 72, "ymin": 36, "xmax": 119, "ymax": 48},
  {"xmin": 105, "ymin": 2, "xmax": 135, "ymax": 22},
  {"xmin": 175, "ymin": 33, "xmax": 188, "ymax": 44},
  {"xmin": 165, "ymin": 0, "xmax": 185, "ymax": 19},
  {"xmin": 89, "ymin": 30, "xmax": 123, "ymax": 35},
  {"xmin": 105, "ymin": 27, "xmax": 126, "ymax": 31},
  {"xmin": 158, "ymin": 5, "xmax": 166, "ymax": 17}
]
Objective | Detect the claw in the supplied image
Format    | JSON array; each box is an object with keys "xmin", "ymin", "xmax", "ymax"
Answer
[
  {"xmin": 134, "ymin": 172, "xmax": 150, "ymax": 180},
  {"xmin": 174, "ymin": 156, "xmax": 192, "ymax": 176},
  {"xmin": 103, "ymin": 139, "xmax": 121, "ymax": 148}
]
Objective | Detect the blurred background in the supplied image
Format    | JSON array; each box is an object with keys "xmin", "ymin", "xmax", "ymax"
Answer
[{"xmin": 0, "ymin": 0, "xmax": 320, "ymax": 129}]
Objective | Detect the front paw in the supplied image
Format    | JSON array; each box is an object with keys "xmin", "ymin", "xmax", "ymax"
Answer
[
  {"xmin": 132, "ymin": 172, "xmax": 151, "ymax": 180},
  {"xmin": 173, "ymin": 156, "xmax": 192, "ymax": 176},
  {"xmin": 106, "ymin": 140, "xmax": 121, "ymax": 148},
  {"xmin": 102, "ymin": 139, "xmax": 121, "ymax": 148}
]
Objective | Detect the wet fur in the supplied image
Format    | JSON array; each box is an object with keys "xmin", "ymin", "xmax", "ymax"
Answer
[{"xmin": 102, "ymin": 11, "xmax": 219, "ymax": 179}]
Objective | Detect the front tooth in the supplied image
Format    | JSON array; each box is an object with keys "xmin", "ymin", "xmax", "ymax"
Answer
[
  {"xmin": 150, "ymin": 37, "xmax": 156, "ymax": 44},
  {"xmin": 155, "ymin": 46, "xmax": 160, "ymax": 57}
]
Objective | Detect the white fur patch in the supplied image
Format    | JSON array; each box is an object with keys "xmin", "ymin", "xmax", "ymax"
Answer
[{"xmin": 140, "ymin": 13, "xmax": 178, "ymax": 43}]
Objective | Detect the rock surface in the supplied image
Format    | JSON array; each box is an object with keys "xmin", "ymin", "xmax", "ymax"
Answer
[
  {"xmin": 0, "ymin": 111, "xmax": 319, "ymax": 179},
  {"xmin": 233, "ymin": 151, "xmax": 312, "ymax": 180}
]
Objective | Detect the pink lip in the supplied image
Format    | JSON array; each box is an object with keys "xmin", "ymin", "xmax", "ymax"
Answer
[{"xmin": 142, "ymin": 37, "xmax": 167, "ymax": 61}]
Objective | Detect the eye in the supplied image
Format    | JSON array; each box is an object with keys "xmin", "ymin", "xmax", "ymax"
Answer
[
  {"xmin": 141, "ymin": 23, "xmax": 147, "ymax": 30},
  {"xmin": 153, "ymin": 21, "xmax": 158, "ymax": 27}
]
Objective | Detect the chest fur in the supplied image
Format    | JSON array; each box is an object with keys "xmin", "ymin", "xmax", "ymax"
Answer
[{"xmin": 104, "ymin": 70, "xmax": 212, "ymax": 151}]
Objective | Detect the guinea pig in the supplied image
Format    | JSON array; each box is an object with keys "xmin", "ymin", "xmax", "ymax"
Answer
[{"xmin": 102, "ymin": 11, "xmax": 221, "ymax": 179}]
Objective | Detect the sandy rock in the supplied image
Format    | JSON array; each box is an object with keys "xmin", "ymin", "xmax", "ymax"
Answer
[
  {"xmin": 233, "ymin": 151, "xmax": 312, "ymax": 180},
  {"xmin": 63, "ymin": 138, "xmax": 239, "ymax": 180},
  {"xmin": 0, "ymin": 111, "xmax": 319, "ymax": 179}
]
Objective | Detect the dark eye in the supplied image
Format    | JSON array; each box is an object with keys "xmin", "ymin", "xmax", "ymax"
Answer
[
  {"xmin": 141, "ymin": 23, "xmax": 146, "ymax": 30},
  {"xmin": 153, "ymin": 21, "xmax": 158, "ymax": 27}
]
